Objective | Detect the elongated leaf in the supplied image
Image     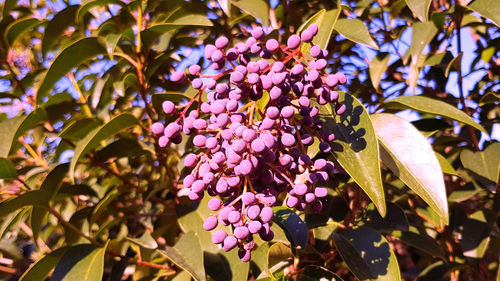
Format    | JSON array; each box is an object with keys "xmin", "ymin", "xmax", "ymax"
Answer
[
  {"xmin": 69, "ymin": 113, "xmax": 139, "ymax": 180},
  {"xmin": 435, "ymin": 152, "xmax": 457, "ymax": 175},
  {"xmin": 405, "ymin": 0, "xmax": 431, "ymax": 22},
  {"xmin": 76, "ymin": 0, "xmax": 125, "ymax": 24},
  {"xmin": 479, "ymin": 92, "xmax": 500, "ymax": 106},
  {"xmin": 159, "ymin": 232, "xmax": 206, "ymax": 281},
  {"xmin": 5, "ymin": 17, "xmax": 43, "ymax": 46},
  {"xmin": 267, "ymin": 242, "xmax": 293, "ymax": 275},
  {"xmin": 0, "ymin": 191, "xmax": 46, "ymax": 218},
  {"xmin": 231, "ymin": 0, "xmax": 269, "ymax": 26},
  {"xmin": 51, "ymin": 243, "xmax": 108, "ymax": 281},
  {"xmin": 335, "ymin": 18, "xmax": 379, "ymax": 50},
  {"xmin": 369, "ymin": 53, "xmax": 390, "ymax": 90},
  {"xmin": 0, "ymin": 109, "xmax": 47, "ymax": 158},
  {"xmin": 0, "ymin": 158, "xmax": 16, "ymax": 179},
  {"xmin": 382, "ymin": 95, "xmax": 485, "ymax": 132},
  {"xmin": 408, "ymin": 22, "xmax": 437, "ymax": 88},
  {"xmin": 334, "ymin": 227, "xmax": 401, "ymax": 281},
  {"xmin": 371, "ymin": 113, "xmax": 449, "ymax": 224},
  {"xmin": 36, "ymin": 37, "xmax": 107, "ymax": 105},
  {"xmin": 460, "ymin": 142, "xmax": 500, "ymax": 182},
  {"xmin": 467, "ymin": 0, "xmax": 500, "ymax": 28},
  {"xmin": 31, "ymin": 164, "xmax": 69, "ymax": 244},
  {"xmin": 319, "ymin": 92, "xmax": 386, "ymax": 216},
  {"xmin": 392, "ymin": 230, "xmax": 446, "ymax": 259},
  {"xmin": 42, "ymin": 5, "xmax": 79, "ymax": 56},
  {"xmin": 272, "ymin": 207, "xmax": 308, "ymax": 249},
  {"xmin": 19, "ymin": 247, "xmax": 69, "ymax": 281},
  {"xmin": 3, "ymin": 0, "xmax": 17, "ymax": 17}
]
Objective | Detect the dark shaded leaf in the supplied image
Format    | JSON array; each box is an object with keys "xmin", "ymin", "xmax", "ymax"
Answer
[
  {"xmin": 298, "ymin": 265, "xmax": 344, "ymax": 281},
  {"xmin": 0, "ymin": 158, "xmax": 16, "ymax": 179},
  {"xmin": 5, "ymin": 17, "xmax": 43, "ymax": 46},
  {"xmin": 272, "ymin": 207, "xmax": 308, "ymax": 249},
  {"xmin": 159, "ymin": 232, "xmax": 206, "ymax": 281},
  {"xmin": 19, "ymin": 247, "xmax": 69, "ymax": 281},
  {"xmin": 42, "ymin": 5, "xmax": 79, "ymax": 56},
  {"xmin": 460, "ymin": 142, "xmax": 500, "ymax": 183}
]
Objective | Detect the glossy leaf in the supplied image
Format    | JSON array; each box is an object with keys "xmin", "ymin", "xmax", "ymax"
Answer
[
  {"xmin": 0, "ymin": 158, "xmax": 16, "ymax": 179},
  {"xmin": 369, "ymin": 52, "xmax": 390, "ymax": 90},
  {"xmin": 231, "ymin": 0, "xmax": 269, "ymax": 26},
  {"xmin": 159, "ymin": 232, "xmax": 206, "ymax": 281},
  {"xmin": 405, "ymin": 0, "xmax": 431, "ymax": 22},
  {"xmin": 319, "ymin": 92, "xmax": 386, "ymax": 216},
  {"xmin": 382, "ymin": 95, "xmax": 485, "ymax": 132},
  {"xmin": 19, "ymin": 247, "xmax": 69, "ymax": 281},
  {"xmin": 460, "ymin": 142, "xmax": 500, "ymax": 182},
  {"xmin": 335, "ymin": 18, "xmax": 379, "ymax": 50},
  {"xmin": 5, "ymin": 17, "xmax": 43, "ymax": 46},
  {"xmin": 361, "ymin": 202, "xmax": 409, "ymax": 233},
  {"xmin": 51, "ymin": 243, "xmax": 108, "ymax": 281},
  {"xmin": 36, "ymin": 37, "xmax": 107, "ymax": 105},
  {"xmin": 298, "ymin": 8, "xmax": 342, "ymax": 53},
  {"xmin": 0, "ymin": 109, "xmax": 47, "ymax": 158},
  {"xmin": 371, "ymin": 113, "xmax": 449, "ymax": 224},
  {"xmin": 267, "ymin": 242, "xmax": 293, "ymax": 276},
  {"xmin": 42, "ymin": 5, "xmax": 79, "ymax": 56},
  {"xmin": 444, "ymin": 53, "xmax": 462, "ymax": 77},
  {"xmin": 334, "ymin": 227, "xmax": 401, "ymax": 281},
  {"xmin": 467, "ymin": 0, "xmax": 500, "ymax": 28},
  {"xmin": 272, "ymin": 207, "xmax": 308, "ymax": 249},
  {"xmin": 69, "ymin": 113, "xmax": 139, "ymax": 180}
]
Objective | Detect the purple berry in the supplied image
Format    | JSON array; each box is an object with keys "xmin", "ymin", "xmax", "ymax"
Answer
[
  {"xmin": 151, "ymin": 122, "xmax": 164, "ymax": 135},
  {"xmin": 287, "ymin": 34, "xmax": 301, "ymax": 49},
  {"xmin": 212, "ymin": 230, "xmax": 227, "ymax": 244},
  {"xmin": 265, "ymin": 39, "xmax": 279, "ymax": 52},
  {"xmin": 171, "ymin": 71, "xmax": 185, "ymax": 82},
  {"xmin": 260, "ymin": 206, "xmax": 273, "ymax": 222},
  {"xmin": 222, "ymin": 236, "xmax": 238, "ymax": 251},
  {"xmin": 234, "ymin": 226, "xmax": 250, "ymax": 239},
  {"xmin": 248, "ymin": 220, "xmax": 262, "ymax": 233},
  {"xmin": 228, "ymin": 211, "xmax": 241, "ymax": 224},
  {"xmin": 203, "ymin": 216, "xmax": 218, "ymax": 230},
  {"xmin": 208, "ymin": 198, "xmax": 222, "ymax": 211},
  {"xmin": 162, "ymin": 101, "xmax": 175, "ymax": 114}
]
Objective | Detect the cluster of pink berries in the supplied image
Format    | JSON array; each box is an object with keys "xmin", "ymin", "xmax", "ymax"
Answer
[{"xmin": 152, "ymin": 24, "xmax": 346, "ymax": 261}]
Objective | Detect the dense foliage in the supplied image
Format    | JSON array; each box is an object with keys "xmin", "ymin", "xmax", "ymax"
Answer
[{"xmin": 0, "ymin": 0, "xmax": 498, "ymax": 280}]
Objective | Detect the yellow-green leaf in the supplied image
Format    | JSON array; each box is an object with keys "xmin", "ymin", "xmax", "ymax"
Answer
[
  {"xmin": 405, "ymin": 0, "xmax": 431, "ymax": 22},
  {"xmin": 51, "ymin": 243, "xmax": 108, "ymax": 281},
  {"xmin": 382, "ymin": 95, "xmax": 485, "ymax": 132},
  {"xmin": 335, "ymin": 18, "xmax": 379, "ymax": 50}
]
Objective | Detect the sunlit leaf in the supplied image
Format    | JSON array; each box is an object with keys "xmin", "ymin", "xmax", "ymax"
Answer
[
  {"xmin": 19, "ymin": 247, "xmax": 69, "ymax": 281},
  {"xmin": 467, "ymin": 0, "xmax": 500, "ymax": 28},
  {"xmin": 231, "ymin": 0, "xmax": 269, "ymax": 26},
  {"xmin": 369, "ymin": 52, "xmax": 390, "ymax": 90},
  {"xmin": 405, "ymin": 0, "xmax": 431, "ymax": 22},
  {"xmin": 42, "ymin": 5, "xmax": 79, "ymax": 56},
  {"xmin": 51, "ymin": 243, "xmax": 108, "ymax": 281},
  {"xmin": 335, "ymin": 18, "xmax": 379, "ymax": 50},
  {"xmin": 5, "ymin": 17, "xmax": 43, "ymax": 46},
  {"xmin": 371, "ymin": 113, "xmax": 449, "ymax": 225},
  {"xmin": 460, "ymin": 142, "xmax": 500, "ymax": 182},
  {"xmin": 159, "ymin": 232, "xmax": 206, "ymax": 281}
]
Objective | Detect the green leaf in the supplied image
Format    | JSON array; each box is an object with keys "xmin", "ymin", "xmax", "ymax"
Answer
[
  {"xmin": 19, "ymin": 247, "xmax": 69, "ymax": 281},
  {"xmin": 76, "ymin": 0, "xmax": 126, "ymax": 24},
  {"xmin": 152, "ymin": 92, "xmax": 190, "ymax": 114},
  {"xmin": 435, "ymin": 152, "xmax": 457, "ymax": 175},
  {"xmin": 5, "ymin": 17, "xmax": 43, "ymax": 46},
  {"xmin": 382, "ymin": 95, "xmax": 485, "ymax": 132},
  {"xmin": 444, "ymin": 52, "xmax": 462, "ymax": 77},
  {"xmin": 460, "ymin": 142, "xmax": 500, "ymax": 182},
  {"xmin": 371, "ymin": 113, "xmax": 449, "ymax": 225},
  {"xmin": 3, "ymin": 0, "xmax": 17, "ymax": 18},
  {"xmin": 204, "ymin": 250, "xmax": 250, "ymax": 281},
  {"xmin": 231, "ymin": 0, "xmax": 269, "ymax": 26},
  {"xmin": 335, "ymin": 18, "xmax": 379, "ymax": 50},
  {"xmin": 333, "ymin": 227, "xmax": 401, "ymax": 281},
  {"xmin": 267, "ymin": 242, "xmax": 293, "ymax": 277},
  {"xmin": 301, "ymin": 9, "xmax": 342, "ymax": 51},
  {"xmin": 369, "ymin": 53, "xmax": 390, "ymax": 90},
  {"xmin": 0, "ymin": 158, "xmax": 17, "ymax": 179},
  {"xmin": 127, "ymin": 232, "xmax": 158, "ymax": 249},
  {"xmin": 457, "ymin": 210, "xmax": 494, "ymax": 259},
  {"xmin": 69, "ymin": 113, "xmax": 139, "ymax": 180},
  {"xmin": 159, "ymin": 232, "xmax": 206, "ymax": 281},
  {"xmin": 408, "ymin": 21, "xmax": 438, "ymax": 88},
  {"xmin": 0, "ymin": 190, "xmax": 46, "ymax": 218},
  {"xmin": 31, "ymin": 164, "xmax": 69, "ymax": 245},
  {"xmin": 272, "ymin": 207, "xmax": 308, "ymax": 249},
  {"xmin": 319, "ymin": 92, "xmax": 386, "ymax": 216},
  {"xmin": 298, "ymin": 265, "xmax": 344, "ymax": 281},
  {"xmin": 51, "ymin": 243, "xmax": 108, "ymax": 281},
  {"xmin": 42, "ymin": 5, "xmax": 79, "ymax": 56},
  {"xmin": 36, "ymin": 37, "xmax": 107, "ymax": 105},
  {"xmin": 467, "ymin": 0, "xmax": 500, "ymax": 28},
  {"xmin": 479, "ymin": 92, "xmax": 500, "ymax": 106},
  {"xmin": 405, "ymin": 0, "xmax": 431, "ymax": 22}
]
